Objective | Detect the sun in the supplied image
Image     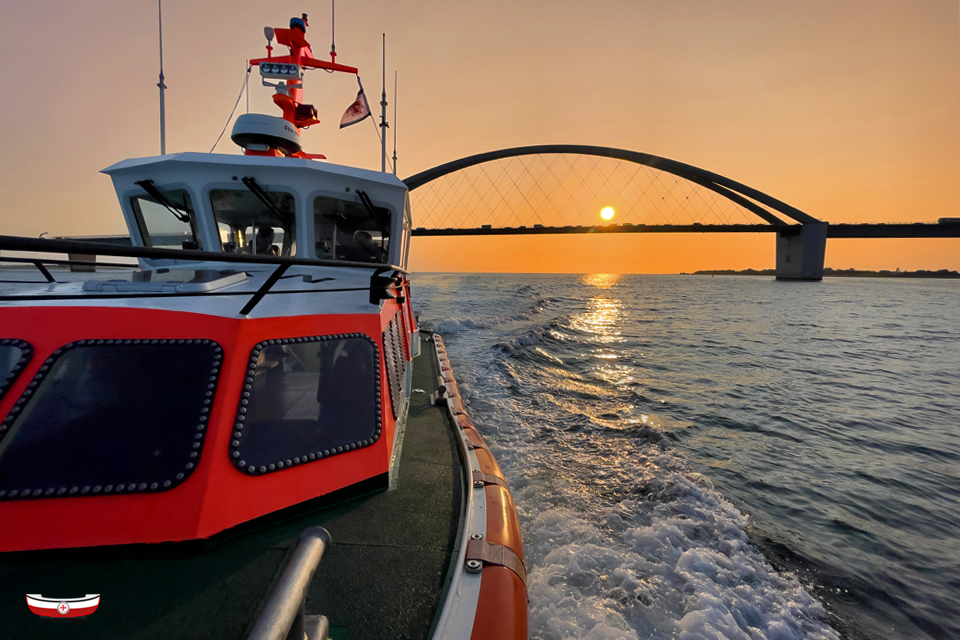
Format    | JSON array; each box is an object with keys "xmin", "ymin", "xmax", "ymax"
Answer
[{"xmin": 600, "ymin": 206, "xmax": 615, "ymax": 221}]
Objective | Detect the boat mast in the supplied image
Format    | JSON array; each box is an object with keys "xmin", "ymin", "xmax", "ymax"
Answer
[
  {"xmin": 392, "ymin": 71, "xmax": 398, "ymax": 175},
  {"xmin": 380, "ymin": 34, "xmax": 388, "ymax": 173},
  {"xmin": 157, "ymin": 0, "xmax": 167, "ymax": 155}
]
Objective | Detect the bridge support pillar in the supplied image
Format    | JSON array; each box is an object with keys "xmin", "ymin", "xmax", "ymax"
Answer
[{"xmin": 776, "ymin": 222, "xmax": 828, "ymax": 280}]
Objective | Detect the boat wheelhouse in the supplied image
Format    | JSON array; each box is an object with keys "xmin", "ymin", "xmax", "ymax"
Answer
[{"xmin": 0, "ymin": 153, "xmax": 417, "ymax": 552}]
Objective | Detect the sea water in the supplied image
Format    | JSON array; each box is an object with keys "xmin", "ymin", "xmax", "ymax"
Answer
[{"xmin": 414, "ymin": 274, "xmax": 960, "ymax": 640}]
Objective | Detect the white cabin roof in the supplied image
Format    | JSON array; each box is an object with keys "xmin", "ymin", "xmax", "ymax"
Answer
[{"xmin": 102, "ymin": 152, "xmax": 407, "ymax": 191}]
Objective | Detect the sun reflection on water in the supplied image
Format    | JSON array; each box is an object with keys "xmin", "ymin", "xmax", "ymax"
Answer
[
  {"xmin": 570, "ymin": 295, "xmax": 623, "ymax": 344},
  {"xmin": 580, "ymin": 273, "xmax": 621, "ymax": 288}
]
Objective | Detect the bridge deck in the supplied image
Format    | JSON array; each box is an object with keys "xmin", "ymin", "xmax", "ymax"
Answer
[{"xmin": 411, "ymin": 223, "xmax": 960, "ymax": 238}]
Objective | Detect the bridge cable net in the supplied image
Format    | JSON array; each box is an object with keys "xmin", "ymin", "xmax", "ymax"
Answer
[{"xmin": 410, "ymin": 154, "xmax": 770, "ymax": 231}]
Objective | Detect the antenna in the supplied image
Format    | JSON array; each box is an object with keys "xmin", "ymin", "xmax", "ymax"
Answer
[
  {"xmin": 157, "ymin": 0, "xmax": 167, "ymax": 155},
  {"xmin": 380, "ymin": 34, "xmax": 388, "ymax": 173},
  {"xmin": 392, "ymin": 71, "xmax": 397, "ymax": 175},
  {"xmin": 330, "ymin": 0, "xmax": 337, "ymax": 62}
]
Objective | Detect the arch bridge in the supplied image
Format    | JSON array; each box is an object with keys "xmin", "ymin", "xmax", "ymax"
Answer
[{"xmin": 403, "ymin": 145, "xmax": 959, "ymax": 280}]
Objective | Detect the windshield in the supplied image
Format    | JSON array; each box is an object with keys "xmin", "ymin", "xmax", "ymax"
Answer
[
  {"xmin": 313, "ymin": 196, "xmax": 390, "ymax": 263},
  {"xmin": 211, "ymin": 189, "xmax": 297, "ymax": 257},
  {"xmin": 131, "ymin": 189, "xmax": 201, "ymax": 251}
]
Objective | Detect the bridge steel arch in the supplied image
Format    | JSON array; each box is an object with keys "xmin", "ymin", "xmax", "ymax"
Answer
[{"xmin": 403, "ymin": 144, "xmax": 829, "ymax": 280}]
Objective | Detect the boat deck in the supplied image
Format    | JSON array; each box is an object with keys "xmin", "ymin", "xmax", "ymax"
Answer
[{"xmin": 1, "ymin": 333, "xmax": 463, "ymax": 640}]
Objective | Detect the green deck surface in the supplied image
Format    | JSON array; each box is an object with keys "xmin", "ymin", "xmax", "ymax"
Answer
[{"xmin": 0, "ymin": 333, "xmax": 463, "ymax": 639}]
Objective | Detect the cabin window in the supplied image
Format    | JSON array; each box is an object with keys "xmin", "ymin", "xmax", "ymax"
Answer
[
  {"xmin": 211, "ymin": 189, "xmax": 297, "ymax": 256},
  {"xmin": 131, "ymin": 189, "xmax": 202, "ymax": 251},
  {"xmin": 313, "ymin": 196, "xmax": 390, "ymax": 263},
  {"xmin": 231, "ymin": 335, "xmax": 380, "ymax": 475},
  {"xmin": 0, "ymin": 340, "xmax": 222, "ymax": 500},
  {"xmin": 0, "ymin": 339, "xmax": 32, "ymax": 403}
]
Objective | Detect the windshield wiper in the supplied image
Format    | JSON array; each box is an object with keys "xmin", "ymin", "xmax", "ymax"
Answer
[
  {"xmin": 134, "ymin": 180, "xmax": 191, "ymax": 224},
  {"xmin": 356, "ymin": 190, "xmax": 390, "ymax": 239},
  {"xmin": 241, "ymin": 177, "xmax": 290, "ymax": 226}
]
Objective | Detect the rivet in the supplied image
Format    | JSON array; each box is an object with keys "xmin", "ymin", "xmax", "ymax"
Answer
[
  {"xmin": 150, "ymin": 482, "xmax": 159, "ymax": 490},
  {"xmin": 309, "ymin": 454, "xmax": 316, "ymax": 460},
  {"xmin": 232, "ymin": 451, "xmax": 240, "ymax": 458},
  {"xmin": 190, "ymin": 451, "xmax": 198, "ymax": 458},
  {"xmin": 260, "ymin": 466, "xmax": 267, "ymax": 473},
  {"xmin": 285, "ymin": 459, "xmax": 292, "ymax": 466},
  {"xmin": 294, "ymin": 457, "xmax": 301, "ymax": 464},
  {"xmin": 163, "ymin": 480, "xmax": 172, "ymax": 488},
  {"xmin": 233, "ymin": 432, "xmax": 240, "ymax": 439},
  {"xmin": 56, "ymin": 487, "xmax": 66, "ymax": 496},
  {"xmin": 69, "ymin": 487, "xmax": 78, "ymax": 494},
  {"xmin": 104, "ymin": 485, "xmax": 113, "ymax": 493},
  {"xmin": 238, "ymin": 460, "xmax": 246, "ymax": 466},
  {"xmin": 197, "ymin": 424, "xmax": 205, "ymax": 431},
  {"xmin": 176, "ymin": 473, "xmax": 184, "ymax": 480},
  {"xmin": 200, "ymin": 415, "xmax": 208, "ymax": 422},
  {"xmin": 465, "ymin": 560, "xmax": 482, "ymax": 573},
  {"xmin": 138, "ymin": 483, "xmax": 147, "ymax": 491},
  {"xmin": 268, "ymin": 464, "xmax": 276, "ymax": 471},
  {"xmin": 193, "ymin": 442, "xmax": 201, "ymax": 449},
  {"xmin": 186, "ymin": 462, "xmax": 194, "ymax": 469},
  {"xmin": 337, "ymin": 447, "xmax": 343, "ymax": 453},
  {"xmin": 474, "ymin": 480, "xmax": 484, "ymax": 487},
  {"xmin": 232, "ymin": 440, "xmax": 239, "ymax": 447},
  {"xmin": 115, "ymin": 485, "xmax": 124, "ymax": 493},
  {"xmin": 470, "ymin": 533, "xmax": 484, "ymax": 541},
  {"xmin": 195, "ymin": 433, "xmax": 203, "ymax": 440},
  {"xmin": 277, "ymin": 462, "xmax": 284, "ymax": 469},
  {"xmin": 0, "ymin": 491, "xmax": 5, "ymax": 498},
  {"xmin": 250, "ymin": 466, "xmax": 257, "ymax": 473},
  {"xmin": 8, "ymin": 490, "xmax": 16, "ymax": 497},
  {"xmin": 324, "ymin": 450, "xmax": 330, "ymax": 456}
]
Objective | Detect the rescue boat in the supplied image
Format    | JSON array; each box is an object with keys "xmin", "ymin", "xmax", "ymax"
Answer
[{"xmin": 0, "ymin": 12, "xmax": 527, "ymax": 639}]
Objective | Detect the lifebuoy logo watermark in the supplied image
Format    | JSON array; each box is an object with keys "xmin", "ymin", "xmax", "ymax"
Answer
[{"xmin": 26, "ymin": 594, "xmax": 100, "ymax": 618}]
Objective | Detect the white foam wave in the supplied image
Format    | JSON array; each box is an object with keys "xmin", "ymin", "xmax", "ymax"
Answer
[{"xmin": 515, "ymin": 445, "xmax": 840, "ymax": 640}]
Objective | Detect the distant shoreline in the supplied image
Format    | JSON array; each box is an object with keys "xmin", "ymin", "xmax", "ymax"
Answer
[{"xmin": 687, "ymin": 268, "xmax": 960, "ymax": 279}]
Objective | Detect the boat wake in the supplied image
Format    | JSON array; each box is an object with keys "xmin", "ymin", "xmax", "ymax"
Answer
[{"xmin": 417, "ymin": 274, "xmax": 840, "ymax": 640}]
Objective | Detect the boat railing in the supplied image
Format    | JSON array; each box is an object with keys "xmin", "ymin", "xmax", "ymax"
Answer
[
  {"xmin": 247, "ymin": 526, "xmax": 332, "ymax": 640},
  {"xmin": 0, "ymin": 234, "xmax": 406, "ymax": 314}
]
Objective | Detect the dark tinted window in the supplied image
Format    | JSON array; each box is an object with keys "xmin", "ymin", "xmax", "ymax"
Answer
[
  {"xmin": 313, "ymin": 196, "xmax": 390, "ymax": 262},
  {"xmin": 0, "ymin": 339, "xmax": 32, "ymax": 402},
  {"xmin": 231, "ymin": 335, "xmax": 381, "ymax": 475},
  {"xmin": 0, "ymin": 340, "xmax": 222, "ymax": 500},
  {"xmin": 211, "ymin": 189, "xmax": 297, "ymax": 256},
  {"xmin": 131, "ymin": 188, "xmax": 202, "ymax": 250}
]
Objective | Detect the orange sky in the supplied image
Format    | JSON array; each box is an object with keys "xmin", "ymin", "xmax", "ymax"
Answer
[{"xmin": 0, "ymin": 0, "xmax": 957, "ymax": 273}]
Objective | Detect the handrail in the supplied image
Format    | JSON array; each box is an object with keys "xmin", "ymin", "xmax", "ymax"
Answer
[
  {"xmin": 248, "ymin": 526, "xmax": 332, "ymax": 640},
  {"xmin": 0, "ymin": 234, "xmax": 408, "ymax": 274}
]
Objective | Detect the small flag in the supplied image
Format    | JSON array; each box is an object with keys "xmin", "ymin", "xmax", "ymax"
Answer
[{"xmin": 340, "ymin": 89, "xmax": 371, "ymax": 129}]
